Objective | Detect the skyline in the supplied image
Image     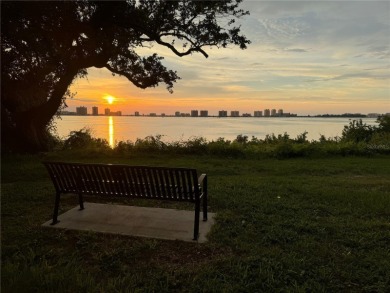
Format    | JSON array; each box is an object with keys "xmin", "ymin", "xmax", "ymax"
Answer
[
  {"xmin": 64, "ymin": 104, "xmax": 385, "ymax": 117},
  {"xmin": 68, "ymin": 1, "xmax": 390, "ymax": 116}
]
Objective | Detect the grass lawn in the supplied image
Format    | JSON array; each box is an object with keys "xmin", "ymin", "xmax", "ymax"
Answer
[{"xmin": 2, "ymin": 153, "xmax": 390, "ymax": 292}]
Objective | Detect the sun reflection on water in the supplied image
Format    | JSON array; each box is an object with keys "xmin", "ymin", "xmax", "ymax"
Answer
[{"xmin": 108, "ymin": 116, "xmax": 114, "ymax": 148}]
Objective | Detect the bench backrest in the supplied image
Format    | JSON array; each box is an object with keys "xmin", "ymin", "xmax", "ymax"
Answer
[{"xmin": 44, "ymin": 162, "xmax": 200, "ymax": 202}]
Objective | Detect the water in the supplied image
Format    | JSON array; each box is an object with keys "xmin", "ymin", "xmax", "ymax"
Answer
[{"xmin": 54, "ymin": 116, "xmax": 378, "ymax": 147}]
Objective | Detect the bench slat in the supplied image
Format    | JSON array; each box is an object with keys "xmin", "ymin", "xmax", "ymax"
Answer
[
  {"xmin": 123, "ymin": 167, "xmax": 136, "ymax": 196},
  {"xmin": 94, "ymin": 165, "xmax": 107, "ymax": 195}
]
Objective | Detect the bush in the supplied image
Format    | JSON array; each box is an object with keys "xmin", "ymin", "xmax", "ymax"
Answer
[
  {"xmin": 63, "ymin": 128, "xmax": 110, "ymax": 151},
  {"xmin": 274, "ymin": 142, "xmax": 295, "ymax": 159},
  {"xmin": 134, "ymin": 135, "xmax": 167, "ymax": 152},
  {"xmin": 341, "ymin": 119, "xmax": 375, "ymax": 143},
  {"xmin": 377, "ymin": 115, "xmax": 390, "ymax": 133}
]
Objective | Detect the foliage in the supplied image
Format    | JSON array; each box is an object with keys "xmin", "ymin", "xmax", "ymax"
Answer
[
  {"xmin": 63, "ymin": 128, "xmax": 110, "ymax": 152},
  {"xmin": 341, "ymin": 119, "xmax": 376, "ymax": 143},
  {"xmin": 377, "ymin": 115, "xmax": 390, "ymax": 133},
  {"xmin": 1, "ymin": 0, "xmax": 250, "ymax": 152}
]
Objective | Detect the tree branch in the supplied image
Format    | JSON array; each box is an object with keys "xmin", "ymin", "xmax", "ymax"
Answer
[{"xmin": 154, "ymin": 37, "xmax": 208, "ymax": 58}]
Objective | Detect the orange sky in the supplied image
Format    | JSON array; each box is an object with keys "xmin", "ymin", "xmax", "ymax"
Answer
[{"xmin": 67, "ymin": 1, "xmax": 389, "ymax": 116}]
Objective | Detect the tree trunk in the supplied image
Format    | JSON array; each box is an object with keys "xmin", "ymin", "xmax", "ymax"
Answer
[{"xmin": 2, "ymin": 69, "xmax": 78, "ymax": 153}]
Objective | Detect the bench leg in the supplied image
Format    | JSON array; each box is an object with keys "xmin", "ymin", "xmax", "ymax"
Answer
[
  {"xmin": 193, "ymin": 200, "xmax": 200, "ymax": 241},
  {"xmin": 51, "ymin": 192, "xmax": 60, "ymax": 225},
  {"xmin": 203, "ymin": 191, "xmax": 208, "ymax": 222},
  {"xmin": 202, "ymin": 176, "xmax": 208, "ymax": 221},
  {"xmin": 78, "ymin": 192, "xmax": 84, "ymax": 210}
]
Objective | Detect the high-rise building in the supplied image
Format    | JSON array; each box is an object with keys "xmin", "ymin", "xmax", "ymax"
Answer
[
  {"xmin": 191, "ymin": 110, "xmax": 199, "ymax": 117},
  {"xmin": 92, "ymin": 106, "xmax": 98, "ymax": 116},
  {"xmin": 271, "ymin": 109, "xmax": 277, "ymax": 116},
  {"xmin": 76, "ymin": 106, "xmax": 87, "ymax": 115},
  {"xmin": 264, "ymin": 109, "xmax": 270, "ymax": 117},
  {"xmin": 254, "ymin": 111, "xmax": 263, "ymax": 117},
  {"xmin": 105, "ymin": 108, "xmax": 110, "ymax": 115},
  {"xmin": 219, "ymin": 110, "xmax": 228, "ymax": 117},
  {"xmin": 135, "ymin": 111, "xmax": 140, "ymax": 116},
  {"xmin": 231, "ymin": 111, "xmax": 240, "ymax": 117},
  {"xmin": 175, "ymin": 111, "xmax": 181, "ymax": 117},
  {"xmin": 278, "ymin": 109, "xmax": 283, "ymax": 116},
  {"xmin": 200, "ymin": 110, "xmax": 208, "ymax": 117}
]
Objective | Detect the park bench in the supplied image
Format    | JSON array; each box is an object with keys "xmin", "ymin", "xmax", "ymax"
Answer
[{"xmin": 43, "ymin": 162, "xmax": 208, "ymax": 240}]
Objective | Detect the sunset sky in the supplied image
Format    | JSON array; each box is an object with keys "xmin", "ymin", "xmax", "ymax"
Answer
[{"xmin": 68, "ymin": 0, "xmax": 390, "ymax": 116}]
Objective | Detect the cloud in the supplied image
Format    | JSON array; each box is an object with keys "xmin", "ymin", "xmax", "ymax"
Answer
[
  {"xmin": 308, "ymin": 72, "xmax": 390, "ymax": 82},
  {"xmin": 283, "ymin": 48, "xmax": 308, "ymax": 53}
]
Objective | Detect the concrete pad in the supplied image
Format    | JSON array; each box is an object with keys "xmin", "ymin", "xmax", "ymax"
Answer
[{"xmin": 42, "ymin": 203, "xmax": 215, "ymax": 243}]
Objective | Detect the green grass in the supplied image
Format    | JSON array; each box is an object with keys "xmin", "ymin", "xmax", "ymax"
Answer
[{"xmin": 2, "ymin": 153, "xmax": 390, "ymax": 292}]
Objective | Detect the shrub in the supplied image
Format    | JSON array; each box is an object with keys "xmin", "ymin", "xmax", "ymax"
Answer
[
  {"xmin": 114, "ymin": 141, "xmax": 134, "ymax": 153},
  {"xmin": 341, "ymin": 119, "xmax": 375, "ymax": 143},
  {"xmin": 376, "ymin": 115, "xmax": 390, "ymax": 133},
  {"xmin": 134, "ymin": 135, "xmax": 167, "ymax": 152},
  {"xmin": 181, "ymin": 137, "xmax": 208, "ymax": 154},
  {"xmin": 274, "ymin": 142, "xmax": 295, "ymax": 159},
  {"xmin": 295, "ymin": 131, "xmax": 308, "ymax": 143},
  {"xmin": 63, "ymin": 128, "xmax": 110, "ymax": 151},
  {"xmin": 207, "ymin": 138, "xmax": 244, "ymax": 158},
  {"xmin": 234, "ymin": 134, "xmax": 249, "ymax": 144}
]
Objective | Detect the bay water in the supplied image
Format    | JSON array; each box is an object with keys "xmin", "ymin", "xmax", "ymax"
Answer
[{"xmin": 54, "ymin": 116, "xmax": 378, "ymax": 147}]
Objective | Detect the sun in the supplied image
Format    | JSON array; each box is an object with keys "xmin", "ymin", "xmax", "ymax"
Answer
[{"xmin": 104, "ymin": 95, "xmax": 115, "ymax": 104}]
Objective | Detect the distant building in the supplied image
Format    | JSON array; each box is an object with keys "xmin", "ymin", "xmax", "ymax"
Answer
[
  {"xmin": 76, "ymin": 106, "xmax": 88, "ymax": 115},
  {"xmin": 104, "ymin": 108, "xmax": 121, "ymax": 116},
  {"xmin": 161, "ymin": 113, "xmax": 166, "ymax": 117},
  {"xmin": 135, "ymin": 111, "xmax": 140, "ymax": 116},
  {"xmin": 231, "ymin": 111, "xmax": 240, "ymax": 117},
  {"xmin": 367, "ymin": 113, "xmax": 380, "ymax": 118},
  {"xmin": 242, "ymin": 113, "xmax": 251, "ymax": 117},
  {"xmin": 175, "ymin": 111, "xmax": 181, "ymax": 117},
  {"xmin": 200, "ymin": 110, "xmax": 208, "ymax": 117},
  {"xmin": 264, "ymin": 109, "xmax": 270, "ymax": 117},
  {"xmin": 149, "ymin": 113, "xmax": 157, "ymax": 116},
  {"xmin": 219, "ymin": 110, "xmax": 228, "ymax": 117},
  {"xmin": 271, "ymin": 109, "xmax": 277, "ymax": 117},
  {"xmin": 92, "ymin": 106, "xmax": 98, "ymax": 116},
  {"xmin": 254, "ymin": 111, "xmax": 263, "ymax": 117},
  {"xmin": 191, "ymin": 110, "xmax": 199, "ymax": 117},
  {"xmin": 278, "ymin": 109, "xmax": 283, "ymax": 116}
]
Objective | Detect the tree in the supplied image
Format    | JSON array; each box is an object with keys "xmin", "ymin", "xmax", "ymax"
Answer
[{"xmin": 1, "ymin": 0, "xmax": 250, "ymax": 152}]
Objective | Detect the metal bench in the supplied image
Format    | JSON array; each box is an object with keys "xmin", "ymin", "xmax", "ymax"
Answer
[{"xmin": 43, "ymin": 162, "xmax": 208, "ymax": 240}]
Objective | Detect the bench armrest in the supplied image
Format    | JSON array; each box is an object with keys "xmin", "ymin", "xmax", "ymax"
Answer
[{"xmin": 198, "ymin": 174, "xmax": 207, "ymax": 185}]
